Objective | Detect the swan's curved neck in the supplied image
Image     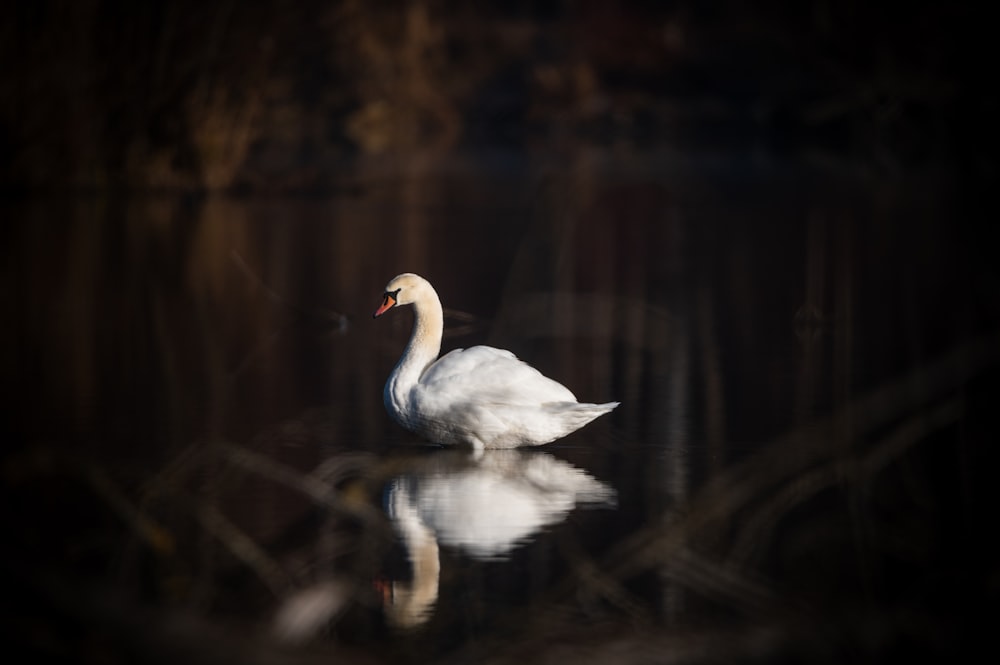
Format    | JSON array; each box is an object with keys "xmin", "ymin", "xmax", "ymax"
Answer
[{"xmin": 388, "ymin": 287, "xmax": 443, "ymax": 396}]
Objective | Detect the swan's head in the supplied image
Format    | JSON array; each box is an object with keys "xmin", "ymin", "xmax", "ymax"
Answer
[{"xmin": 373, "ymin": 273, "xmax": 432, "ymax": 318}]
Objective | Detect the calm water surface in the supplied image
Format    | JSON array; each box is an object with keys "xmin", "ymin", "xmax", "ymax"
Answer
[{"xmin": 3, "ymin": 147, "xmax": 997, "ymax": 663}]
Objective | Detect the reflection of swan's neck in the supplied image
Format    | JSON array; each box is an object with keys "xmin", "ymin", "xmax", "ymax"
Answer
[
  {"xmin": 385, "ymin": 480, "xmax": 441, "ymax": 629},
  {"xmin": 385, "ymin": 287, "xmax": 443, "ymax": 417},
  {"xmin": 388, "ymin": 535, "xmax": 439, "ymax": 630}
]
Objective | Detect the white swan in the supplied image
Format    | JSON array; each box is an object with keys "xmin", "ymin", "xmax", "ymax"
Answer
[{"xmin": 373, "ymin": 273, "xmax": 619, "ymax": 450}]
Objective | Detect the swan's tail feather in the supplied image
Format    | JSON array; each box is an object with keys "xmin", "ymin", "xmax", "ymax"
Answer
[
  {"xmin": 562, "ymin": 401, "xmax": 620, "ymax": 414},
  {"xmin": 545, "ymin": 400, "xmax": 620, "ymax": 431}
]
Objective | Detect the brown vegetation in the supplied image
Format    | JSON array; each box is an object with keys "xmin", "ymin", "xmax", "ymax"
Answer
[{"xmin": 1, "ymin": 1, "xmax": 986, "ymax": 191}]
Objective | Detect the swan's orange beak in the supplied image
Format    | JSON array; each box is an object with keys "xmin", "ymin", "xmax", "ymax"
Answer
[{"xmin": 373, "ymin": 293, "xmax": 396, "ymax": 318}]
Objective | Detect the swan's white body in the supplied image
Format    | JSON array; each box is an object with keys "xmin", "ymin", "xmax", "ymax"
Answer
[{"xmin": 374, "ymin": 273, "xmax": 619, "ymax": 450}]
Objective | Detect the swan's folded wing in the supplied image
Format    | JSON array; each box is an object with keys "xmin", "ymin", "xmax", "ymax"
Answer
[{"xmin": 418, "ymin": 345, "xmax": 577, "ymax": 405}]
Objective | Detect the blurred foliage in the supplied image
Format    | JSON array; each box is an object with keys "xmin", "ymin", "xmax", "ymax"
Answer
[{"xmin": 0, "ymin": 0, "xmax": 990, "ymax": 191}]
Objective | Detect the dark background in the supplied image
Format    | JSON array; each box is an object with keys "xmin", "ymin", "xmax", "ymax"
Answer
[
  {"xmin": 2, "ymin": 2, "xmax": 998, "ymax": 664},
  {"xmin": 1, "ymin": 0, "xmax": 993, "ymax": 191}
]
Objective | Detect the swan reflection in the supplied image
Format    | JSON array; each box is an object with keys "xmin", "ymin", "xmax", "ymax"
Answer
[{"xmin": 383, "ymin": 449, "xmax": 616, "ymax": 629}]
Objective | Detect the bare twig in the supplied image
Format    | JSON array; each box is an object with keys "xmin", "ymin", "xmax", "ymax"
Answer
[
  {"xmin": 84, "ymin": 465, "xmax": 176, "ymax": 555},
  {"xmin": 207, "ymin": 442, "xmax": 386, "ymax": 529},
  {"xmin": 196, "ymin": 502, "xmax": 290, "ymax": 596}
]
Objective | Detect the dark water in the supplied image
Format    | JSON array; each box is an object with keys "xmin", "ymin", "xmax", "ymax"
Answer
[{"xmin": 3, "ymin": 147, "xmax": 998, "ymax": 663}]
